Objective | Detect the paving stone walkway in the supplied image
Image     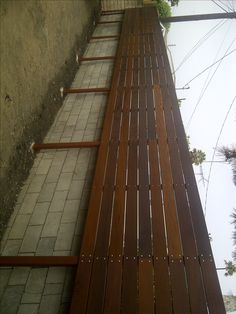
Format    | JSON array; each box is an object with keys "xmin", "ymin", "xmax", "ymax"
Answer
[{"xmin": 0, "ymin": 14, "xmax": 121, "ymax": 314}]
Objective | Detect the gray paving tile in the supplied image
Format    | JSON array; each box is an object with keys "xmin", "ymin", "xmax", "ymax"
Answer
[
  {"xmin": 20, "ymin": 225, "xmax": 42, "ymax": 253},
  {"xmin": 49, "ymin": 190, "xmax": 67, "ymax": 212},
  {"xmin": 43, "ymin": 283, "xmax": 63, "ymax": 295},
  {"xmin": 67, "ymin": 180, "xmax": 84, "ymax": 200},
  {"xmin": 46, "ymin": 166, "xmax": 62, "ymax": 183},
  {"xmin": 51, "ymin": 151, "xmax": 67, "ymax": 167},
  {"xmin": 36, "ymin": 159, "xmax": 52, "ymax": 175},
  {"xmin": 46, "ymin": 267, "xmax": 66, "ymax": 284},
  {"xmin": 21, "ymin": 292, "xmax": 41, "ymax": 304},
  {"xmin": 0, "ymin": 269, "xmax": 12, "ymax": 298},
  {"xmin": 25, "ymin": 268, "xmax": 47, "ymax": 294},
  {"xmin": 56, "ymin": 172, "xmax": 73, "ymax": 191},
  {"xmin": 27, "ymin": 175, "xmax": 46, "ymax": 193},
  {"xmin": 54, "ymin": 223, "xmax": 75, "ymax": 251},
  {"xmin": 41, "ymin": 212, "xmax": 62, "ymax": 237},
  {"xmin": 38, "ymin": 182, "xmax": 56, "ymax": 202},
  {"xmin": 62, "ymin": 150, "xmax": 78, "ymax": 173},
  {"xmin": 8, "ymin": 215, "xmax": 31, "ymax": 239},
  {"xmin": 29, "ymin": 202, "xmax": 50, "ymax": 225},
  {"xmin": 0, "ymin": 285, "xmax": 24, "ymax": 314},
  {"xmin": 8, "ymin": 267, "xmax": 30, "ymax": 286},
  {"xmin": 17, "ymin": 304, "xmax": 39, "ymax": 314},
  {"xmin": 61, "ymin": 200, "xmax": 80, "ymax": 224},
  {"xmin": 36, "ymin": 237, "xmax": 56, "ymax": 256},
  {"xmin": 1, "ymin": 239, "xmax": 22, "ymax": 255},
  {"xmin": 16, "ymin": 184, "xmax": 29, "ymax": 204},
  {"xmin": 39, "ymin": 294, "xmax": 61, "ymax": 314},
  {"xmin": 19, "ymin": 193, "xmax": 39, "ymax": 214}
]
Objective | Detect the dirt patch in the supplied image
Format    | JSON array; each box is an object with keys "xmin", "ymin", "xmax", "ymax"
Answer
[{"xmin": 0, "ymin": 1, "xmax": 100, "ymax": 239}]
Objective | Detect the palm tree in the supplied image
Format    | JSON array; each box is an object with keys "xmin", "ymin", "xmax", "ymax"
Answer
[
  {"xmin": 189, "ymin": 148, "xmax": 206, "ymax": 165},
  {"xmin": 218, "ymin": 145, "xmax": 236, "ymax": 185},
  {"xmin": 231, "ymin": 208, "xmax": 236, "ymax": 260}
]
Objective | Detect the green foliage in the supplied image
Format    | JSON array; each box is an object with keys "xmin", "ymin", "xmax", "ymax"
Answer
[
  {"xmin": 224, "ymin": 260, "xmax": 236, "ymax": 276},
  {"xmin": 189, "ymin": 148, "xmax": 206, "ymax": 166},
  {"xmin": 177, "ymin": 99, "xmax": 182, "ymax": 107},
  {"xmin": 156, "ymin": 0, "xmax": 172, "ymax": 18},
  {"xmin": 218, "ymin": 145, "xmax": 236, "ymax": 185},
  {"xmin": 231, "ymin": 208, "xmax": 236, "ymax": 261}
]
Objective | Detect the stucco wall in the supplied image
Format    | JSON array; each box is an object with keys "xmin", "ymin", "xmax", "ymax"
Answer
[{"xmin": 0, "ymin": 0, "xmax": 100, "ymax": 237}]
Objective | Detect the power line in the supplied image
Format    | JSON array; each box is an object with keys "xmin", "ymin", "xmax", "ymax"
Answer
[
  {"xmin": 173, "ymin": 20, "xmax": 225, "ymax": 74},
  {"xmin": 182, "ymin": 48, "xmax": 236, "ymax": 88},
  {"xmin": 204, "ymin": 94, "xmax": 236, "ymax": 217},
  {"xmin": 212, "ymin": 0, "xmax": 228, "ymax": 13},
  {"xmin": 218, "ymin": 0, "xmax": 234, "ymax": 12},
  {"xmin": 186, "ymin": 30, "xmax": 235, "ymax": 128}
]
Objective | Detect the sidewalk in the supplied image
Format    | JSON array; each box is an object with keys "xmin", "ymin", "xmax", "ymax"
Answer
[{"xmin": 0, "ymin": 14, "xmax": 121, "ymax": 314}]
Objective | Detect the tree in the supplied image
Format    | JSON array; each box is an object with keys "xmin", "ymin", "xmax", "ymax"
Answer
[
  {"xmin": 189, "ymin": 148, "xmax": 206, "ymax": 166},
  {"xmin": 218, "ymin": 145, "xmax": 236, "ymax": 185},
  {"xmin": 224, "ymin": 260, "xmax": 236, "ymax": 276},
  {"xmin": 156, "ymin": 0, "xmax": 171, "ymax": 18},
  {"xmin": 231, "ymin": 208, "xmax": 236, "ymax": 260}
]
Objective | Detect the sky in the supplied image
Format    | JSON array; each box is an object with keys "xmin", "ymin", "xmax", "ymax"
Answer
[{"xmin": 166, "ymin": 0, "xmax": 236, "ymax": 297}]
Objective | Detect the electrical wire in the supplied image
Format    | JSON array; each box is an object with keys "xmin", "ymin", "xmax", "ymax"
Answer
[
  {"xmin": 212, "ymin": 0, "xmax": 228, "ymax": 13},
  {"xmin": 186, "ymin": 27, "xmax": 235, "ymax": 129},
  {"xmin": 231, "ymin": 1, "xmax": 236, "ymax": 11},
  {"xmin": 218, "ymin": 0, "xmax": 234, "ymax": 12},
  {"xmin": 204, "ymin": 95, "xmax": 236, "ymax": 217},
  {"xmin": 182, "ymin": 48, "xmax": 236, "ymax": 88},
  {"xmin": 173, "ymin": 20, "xmax": 226, "ymax": 74}
]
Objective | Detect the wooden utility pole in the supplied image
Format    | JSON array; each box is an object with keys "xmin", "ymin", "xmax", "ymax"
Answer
[{"xmin": 161, "ymin": 12, "xmax": 236, "ymax": 23}]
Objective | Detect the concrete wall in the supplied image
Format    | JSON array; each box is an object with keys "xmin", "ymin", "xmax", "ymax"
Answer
[{"xmin": 0, "ymin": 0, "xmax": 100, "ymax": 237}]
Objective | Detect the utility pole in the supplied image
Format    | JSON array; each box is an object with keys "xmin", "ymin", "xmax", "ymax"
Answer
[{"xmin": 161, "ymin": 12, "xmax": 236, "ymax": 23}]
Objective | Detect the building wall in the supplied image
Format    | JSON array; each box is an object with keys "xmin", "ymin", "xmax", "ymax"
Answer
[{"xmin": 0, "ymin": 0, "xmax": 100, "ymax": 237}]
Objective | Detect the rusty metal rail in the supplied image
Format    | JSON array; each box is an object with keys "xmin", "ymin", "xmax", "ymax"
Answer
[
  {"xmin": 33, "ymin": 141, "xmax": 100, "ymax": 151},
  {"xmin": 69, "ymin": 6, "xmax": 225, "ymax": 314}
]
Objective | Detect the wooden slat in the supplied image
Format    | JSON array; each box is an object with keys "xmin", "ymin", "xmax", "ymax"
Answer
[
  {"xmin": 122, "ymin": 259, "xmax": 138, "ymax": 314},
  {"xmin": 153, "ymin": 85, "xmax": 182, "ymax": 258},
  {"xmin": 139, "ymin": 258, "xmax": 154, "ymax": 314},
  {"xmin": 169, "ymin": 258, "xmax": 191, "ymax": 313},
  {"xmin": 200, "ymin": 257, "xmax": 226, "ymax": 314},
  {"xmin": 154, "ymin": 259, "xmax": 172, "ymax": 314}
]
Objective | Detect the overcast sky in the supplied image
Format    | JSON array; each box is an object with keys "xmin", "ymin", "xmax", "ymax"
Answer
[{"xmin": 167, "ymin": 0, "xmax": 236, "ymax": 297}]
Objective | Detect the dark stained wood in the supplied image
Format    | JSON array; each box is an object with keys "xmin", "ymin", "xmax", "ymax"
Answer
[
  {"xmin": 70, "ymin": 259, "xmax": 93, "ymax": 313},
  {"xmin": 90, "ymin": 35, "xmax": 120, "ymax": 40},
  {"xmin": 139, "ymin": 259, "xmax": 154, "ymax": 314},
  {"xmin": 33, "ymin": 141, "xmax": 100, "ymax": 151},
  {"xmin": 153, "ymin": 85, "xmax": 183, "ymax": 258},
  {"xmin": 121, "ymin": 259, "xmax": 138, "ymax": 314},
  {"xmin": 103, "ymin": 259, "xmax": 123, "ymax": 314},
  {"xmin": 63, "ymin": 87, "xmax": 110, "ymax": 94},
  {"xmin": 69, "ymin": 6, "xmax": 225, "ymax": 314},
  {"xmin": 154, "ymin": 258, "xmax": 172, "ymax": 314},
  {"xmin": 97, "ymin": 20, "xmax": 121, "ymax": 24},
  {"xmin": 80, "ymin": 56, "xmax": 116, "ymax": 61},
  {"xmin": 169, "ymin": 258, "xmax": 191, "ymax": 313},
  {"xmin": 200, "ymin": 257, "xmax": 226, "ymax": 314}
]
